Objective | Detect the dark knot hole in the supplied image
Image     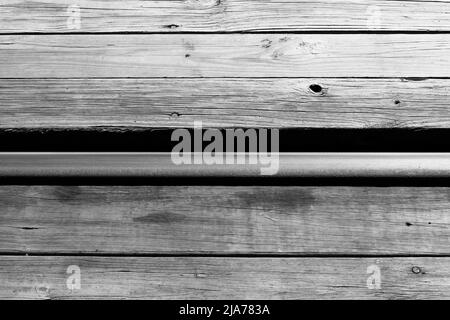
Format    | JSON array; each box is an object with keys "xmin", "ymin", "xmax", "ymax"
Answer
[{"xmin": 309, "ymin": 84, "xmax": 323, "ymax": 94}]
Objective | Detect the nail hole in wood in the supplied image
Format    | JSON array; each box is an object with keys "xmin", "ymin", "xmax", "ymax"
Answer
[{"xmin": 412, "ymin": 266, "xmax": 422, "ymax": 274}]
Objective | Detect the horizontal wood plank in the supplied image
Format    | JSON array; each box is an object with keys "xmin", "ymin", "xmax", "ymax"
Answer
[
  {"xmin": 2, "ymin": 153, "xmax": 450, "ymax": 178},
  {"xmin": 0, "ymin": 78, "xmax": 449, "ymax": 129},
  {"xmin": 0, "ymin": 256, "xmax": 449, "ymax": 299},
  {"xmin": 1, "ymin": 186, "xmax": 449, "ymax": 255},
  {"xmin": 2, "ymin": 0, "xmax": 450, "ymax": 33},
  {"xmin": 1, "ymin": 34, "xmax": 450, "ymax": 77}
]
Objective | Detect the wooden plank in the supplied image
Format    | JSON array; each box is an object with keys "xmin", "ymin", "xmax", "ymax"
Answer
[
  {"xmin": 0, "ymin": 78, "xmax": 449, "ymax": 129},
  {"xmin": 2, "ymin": 0, "xmax": 450, "ymax": 33},
  {"xmin": 0, "ymin": 256, "xmax": 449, "ymax": 299},
  {"xmin": 3, "ymin": 153, "xmax": 450, "ymax": 178},
  {"xmin": 1, "ymin": 34, "xmax": 450, "ymax": 78},
  {"xmin": 0, "ymin": 186, "xmax": 449, "ymax": 255}
]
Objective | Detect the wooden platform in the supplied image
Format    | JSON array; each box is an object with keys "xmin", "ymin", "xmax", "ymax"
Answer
[{"xmin": 1, "ymin": 0, "xmax": 450, "ymax": 299}]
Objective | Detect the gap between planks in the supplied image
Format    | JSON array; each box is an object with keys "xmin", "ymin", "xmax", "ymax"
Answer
[{"xmin": 1, "ymin": 253, "xmax": 450, "ymax": 258}]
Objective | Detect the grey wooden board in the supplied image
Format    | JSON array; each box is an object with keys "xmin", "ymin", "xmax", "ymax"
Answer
[
  {"xmin": 2, "ymin": 0, "xmax": 450, "ymax": 33},
  {"xmin": 0, "ymin": 256, "xmax": 448, "ymax": 299},
  {"xmin": 1, "ymin": 35, "xmax": 450, "ymax": 77},
  {"xmin": 0, "ymin": 78, "xmax": 449, "ymax": 129},
  {"xmin": 0, "ymin": 186, "xmax": 449, "ymax": 255}
]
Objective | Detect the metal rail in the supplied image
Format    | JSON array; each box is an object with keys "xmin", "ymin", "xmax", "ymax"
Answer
[{"xmin": 1, "ymin": 152, "xmax": 450, "ymax": 178}]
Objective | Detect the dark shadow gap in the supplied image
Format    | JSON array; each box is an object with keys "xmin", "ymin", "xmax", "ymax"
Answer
[
  {"xmin": 0, "ymin": 252, "xmax": 448, "ymax": 258},
  {"xmin": 2, "ymin": 30, "xmax": 450, "ymax": 36},
  {"xmin": 2, "ymin": 177, "xmax": 450, "ymax": 187},
  {"xmin": 1, "ymin": 128, "xmax": 450, "ymax": 152}
]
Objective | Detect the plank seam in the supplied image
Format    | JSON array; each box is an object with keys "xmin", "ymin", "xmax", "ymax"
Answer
[
  {"xmin": 0, "ymin": 77, "xmax": 446, "ymax": 80},
  {"xmin": 2, "ymin": 31, "xmax": 450, "ymax": 35},
  {"xmin": 1, "ymin": 253, "xmax": 450, "ymax": 258}
]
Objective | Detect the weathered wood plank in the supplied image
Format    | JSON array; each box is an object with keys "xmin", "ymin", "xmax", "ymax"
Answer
[
  {"xmin": 1, "ymin": 34, "xmax": 450, "ymax": 78},
  {"xmin": 0, "ymin": 78, "xmax": 448, "ymax": 129},
  {"xmin": 0, "ymin": 256, "xmax": 448, "ymax": 299},
  {"xmin": 2, "ymin": 0, "xmax": 450, "ymax": 33},
  {"xmin": 0, "ymin": 186, "xmax": 449, "ymax": 255}
]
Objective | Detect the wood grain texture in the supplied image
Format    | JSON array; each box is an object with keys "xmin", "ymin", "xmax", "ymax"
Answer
[
  {"xmin": 2, "ymin": 0, "xmax": 450, "ymax": 33},
  {"xmin": 3, "ymin": 153, "xmax": 450, "ymax": 178},
  {"xmin": 0, "ymin": 78, "xmax": 449, "ymax": 129},
  {"xmin": 1, "ymin": 34, "xmax": 450, "ymax": 78},
  {"xmin": 0, "ymin": 256, "xmax": 449, "ymax": 299},
  {"xmin": 1, "ymin": 186, "xmax": 449, "ymax": 255}
]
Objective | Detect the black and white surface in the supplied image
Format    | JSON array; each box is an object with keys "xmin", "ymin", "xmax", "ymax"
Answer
[{"xmin": 0, "ymin": 0, "xmax": 450, "ymax": 300}]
